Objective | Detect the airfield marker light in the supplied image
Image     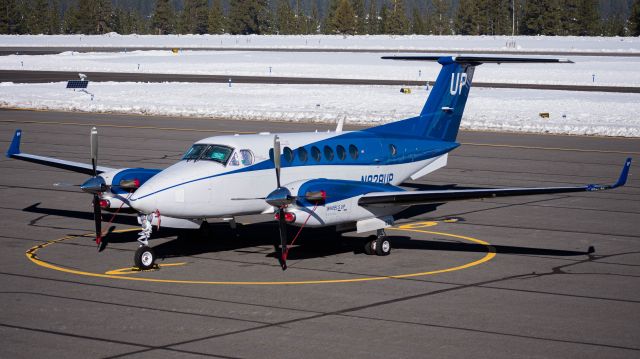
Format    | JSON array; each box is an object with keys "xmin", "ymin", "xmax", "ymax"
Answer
[{"xmin": 228, "ymin": 78, "xmax": 232, "ymax": 87}]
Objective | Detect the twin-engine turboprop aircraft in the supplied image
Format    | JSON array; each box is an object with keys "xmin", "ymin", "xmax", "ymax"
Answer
[{"xmin": 6, "ymin": 56, "xmax": 632, "ymax": 270}]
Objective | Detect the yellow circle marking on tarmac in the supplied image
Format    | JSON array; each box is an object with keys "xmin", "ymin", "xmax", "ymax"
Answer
[
  {"xmin": 105, "ymin": 262, "xmax": 188, "ymax": 275},
  {"xmin": 25, "ymin": 222, "xmax": 496, "ymax": 285}
]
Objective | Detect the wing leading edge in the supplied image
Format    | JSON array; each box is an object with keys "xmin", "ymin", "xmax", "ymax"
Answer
[
  {"xmin": 359, "ymin": 158, "xmax": 632, "ymax": 207},
  {"xmin": 6, "ymin": 129, "xmax": 115, "ymax": 175}
]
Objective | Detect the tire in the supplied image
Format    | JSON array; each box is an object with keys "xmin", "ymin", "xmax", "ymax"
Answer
[
  {"xmin": 134, "ymin": 245, "xmax": 156, "ymax": 270},
  {"xmin": 364, "ymin": 235, "xmax": 376, "ymax": 255},
  {"xmin": 375, "ymin": 237, "xmax": 391, "ymax": 256}
]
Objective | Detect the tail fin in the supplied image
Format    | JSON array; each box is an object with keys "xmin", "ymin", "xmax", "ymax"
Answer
[
  {"xmin": 368, "ymin": 56, "xmax": 572, "ymax": 142},
  {"xmin": 418, "ymin": 57, "xmax": 475, "ymax": 141}
]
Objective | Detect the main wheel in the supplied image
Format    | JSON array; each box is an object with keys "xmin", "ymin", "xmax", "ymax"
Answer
[
  {"xmin": 134, "ymin": 245, "xmax": 156, "ymax": 270},
  {"xmin": 374, "ymin": 237, "xmax": 391, "ymax": 256},
  {"xmin": 364, "ymin": 235, "xmax": 376, "ymax": 255}
]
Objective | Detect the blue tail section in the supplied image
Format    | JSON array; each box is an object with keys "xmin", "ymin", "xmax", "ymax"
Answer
[{"xmin": 366, "ymin": 57, "xmax": 475, "ymax": 142}]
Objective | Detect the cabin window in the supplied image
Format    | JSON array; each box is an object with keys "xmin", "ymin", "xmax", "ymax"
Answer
[
  {"xmin": 297, "ymin": 147, "xmax": 308, "ymax": 163},
  {"xmin": 389, "ymin": 144, "xmax": 397, "ymax": 157},
  {"xmin": 324, "ymin": 146, "xmax": 334, "ymax": 161},
  {"xmin": 283, "ymin": 147, "xmax": 294, "ymax": 163},
  {"xmin": 240, "ymin": 149, "xmax": 254, "ymax": 166},
  {"xmin": 336, "ymin": 145, "xmax": 346, "ymax": 160},
  {"xmin": 349, "ymin": 144, "xmax": 359, "ymax": 160},
  {"xmin": 311, "ymin": 146, "xmax": 321, "ymax": 162}
]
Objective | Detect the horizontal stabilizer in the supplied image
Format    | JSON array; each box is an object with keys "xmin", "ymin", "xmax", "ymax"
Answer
[{"xmin": 381, "ymin": 56, "xmax": 574, "ymax": 64}]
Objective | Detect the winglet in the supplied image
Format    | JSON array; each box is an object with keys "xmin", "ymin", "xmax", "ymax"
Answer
[
  {"xmin": 612, "ymin": 158, "xmax": 632, "ymax": 189},
  {"xmin": 587, "ymin": 157, "xmax": 632, "ymax": 191},
  {"xmin": 6, "ymin": 129, "xmax": 22, "ymax": 158}
]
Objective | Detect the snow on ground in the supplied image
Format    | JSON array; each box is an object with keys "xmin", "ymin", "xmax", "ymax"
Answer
[
  {"xmin": 2, "ymin": 34, "xmax": 639, "ymax": 53},
  {"xmin": 1, "ymin": 81, "xmax": 637, "ymax": 137},
  {"xmin": 0, "ymin": 35, "xmax": 638, "ymax": 137},
  {"xmin": 2, "ymin": 50, "xmax": 639, "ymax": 87}
]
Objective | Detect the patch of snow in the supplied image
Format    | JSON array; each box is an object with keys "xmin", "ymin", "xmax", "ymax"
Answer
[{"xmin": 0, "ymin": 81, "xmax": 637, "ymax": 137}]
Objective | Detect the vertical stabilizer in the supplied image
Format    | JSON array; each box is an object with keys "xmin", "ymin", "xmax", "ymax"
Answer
[{"xmin": 368, "ymin": 56, "xmax": 572, "ymax": 142}]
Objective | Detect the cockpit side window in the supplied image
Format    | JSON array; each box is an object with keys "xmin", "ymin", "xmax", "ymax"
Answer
[
  {"xmin": 240, "ymin": 149, "xmax": 254, "ymax": 166},
  {"xmin": 228, "ymin": 152, "xmax": 240, "ymax": 166}
]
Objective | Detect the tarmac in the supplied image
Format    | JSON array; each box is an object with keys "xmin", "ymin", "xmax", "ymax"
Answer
[
  {"xmin": 1, "ymin": 69, "xmax": 638, "ymax": 93},
  {"xmin": 0, "ymin": 109, "xmax": 638, "ymax": 358}
]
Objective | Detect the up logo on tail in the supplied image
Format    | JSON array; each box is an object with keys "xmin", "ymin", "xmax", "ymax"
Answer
[{"xmin": 449, "ymin": 72, "xmax": 468, "ymax": 95}]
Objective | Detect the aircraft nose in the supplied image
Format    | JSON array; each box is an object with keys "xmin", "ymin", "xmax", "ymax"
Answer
[{"xmin": 129, "ymin": 185, "xmax": 159, "ymax": 214}]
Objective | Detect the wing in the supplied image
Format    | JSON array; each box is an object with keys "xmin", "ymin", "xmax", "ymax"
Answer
[
  {"xmin": 359, "ymin": 158, "xmax": 632, "ymax": 207},
  {"xmin": 6, "ymin": 129, "xmax": 115, "ymax": 175}
]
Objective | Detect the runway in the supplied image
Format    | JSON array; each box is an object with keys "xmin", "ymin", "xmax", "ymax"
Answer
[
  {"xmin": 1, "ymin": 69, "xmax": 638, "ymax": 93},
  {"xmin": 0, "ymin": 109, "xmax": 638, "ymax": 358}
]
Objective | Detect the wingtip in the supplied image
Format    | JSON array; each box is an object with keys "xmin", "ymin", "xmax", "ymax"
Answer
[
  {"xmin": 6, "ymin": 129, "xmax": 22, "ymax": 158},
  {"xmin": 612, "ymin": 157, "xmax": 632, "ymax": 188}
]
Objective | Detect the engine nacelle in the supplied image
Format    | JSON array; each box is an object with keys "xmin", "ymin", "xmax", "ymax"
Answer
[{"xmin": 280, "ymin": 178, "xmax": 403, "ymax": 230}]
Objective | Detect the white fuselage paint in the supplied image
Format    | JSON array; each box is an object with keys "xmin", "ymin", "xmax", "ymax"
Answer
[{"xmin": 129, "ymin": 131, "xmax": 441, "ymax": 221}]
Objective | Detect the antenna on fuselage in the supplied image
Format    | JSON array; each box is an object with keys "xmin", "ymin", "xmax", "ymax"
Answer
[{"xmin": 336, "ymin": 116, "xmax": 345, "ymax": 133}]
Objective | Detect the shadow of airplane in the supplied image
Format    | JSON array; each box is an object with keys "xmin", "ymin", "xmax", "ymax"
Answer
[
  {"xmin": 23, "ymin": 202, "xmax": 139, "ymax": 226},
  {"xmin": 23, "ymin": 201, "xmax": 590, "ymax": 263}
]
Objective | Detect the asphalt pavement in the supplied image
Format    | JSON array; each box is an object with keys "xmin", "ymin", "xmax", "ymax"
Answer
[
  {"xmin": 0, "ymin": 109, "xmax": 638, "ymax": 358},
  {"xmin": 1, "ymin": 69, "xmax": 638, "ymax": 93}
]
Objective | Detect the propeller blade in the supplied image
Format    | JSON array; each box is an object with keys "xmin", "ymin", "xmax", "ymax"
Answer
[
  {"xmin": 90, "ymin": 127, "xmax": 98, "ymax": 176},
  {"xmin": 93, "ymin": 194, "xmax": 103, "ymax": 250},
  {"xmin": 277, "ymin": 207, "xmax": 288, "ymax": 271},
  {"xmin": 273, "ymin": 135, "xmax": 281, "ymax": 188}
]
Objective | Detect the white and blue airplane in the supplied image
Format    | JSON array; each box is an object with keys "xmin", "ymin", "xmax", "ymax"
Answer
[{"xmin": 6, "ymin": 56, "xmax": 632, "ymax": 270}]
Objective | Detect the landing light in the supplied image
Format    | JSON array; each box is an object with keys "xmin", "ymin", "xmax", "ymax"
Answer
[
  {"xmin": 275, "ymin": 212, "xmax": 296, "ymax": 223},
  {"xmin": 99, "ymin": 199, "xmax": 110, "ymax": 209}
]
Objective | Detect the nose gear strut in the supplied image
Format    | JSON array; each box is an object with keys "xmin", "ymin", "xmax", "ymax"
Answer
[{"xmin": 137, "ymin": 210, "xmax": 161, "ymax": 246}]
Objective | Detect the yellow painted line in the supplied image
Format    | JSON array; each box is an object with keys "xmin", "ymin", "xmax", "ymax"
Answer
[
  {"xmin": 461, "ymin": 142, "xmax": 639, "ymax": 155},
  {"xmin": 24, "ymin": 222, "xmax": 495, "ymax": 285},
  {"xmin": 105, "ymin": 262, "xmax": 187, "ymax": 275},
  {"xmin": 0, "ymin": 119, "xmax": 254, "ymax": 134}
]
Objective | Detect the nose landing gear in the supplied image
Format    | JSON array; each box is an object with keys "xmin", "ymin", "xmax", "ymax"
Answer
[
  {"xmin": 134, "ymin": 245, "xmax": 156, "ymax": 270},
  {"xmin": 134, "ymin": 212, "xmax": 159, "ymax": 270}
]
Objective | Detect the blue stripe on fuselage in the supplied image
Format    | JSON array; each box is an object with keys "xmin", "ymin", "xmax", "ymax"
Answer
[{"xmin": 130, "ymin": 130, "xmax": 458, "ymax": 201}]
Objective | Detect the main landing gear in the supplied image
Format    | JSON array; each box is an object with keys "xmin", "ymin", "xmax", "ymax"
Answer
[
  {"xmin": 134, "ymin": 213, "xmax": 158, "ymax": 270},
  {"xmin": 364, "ymin": 229, "xmax": 391, "ymax": 256}
]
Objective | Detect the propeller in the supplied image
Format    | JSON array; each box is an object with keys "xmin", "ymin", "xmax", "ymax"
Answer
[
  {"xmin": 80, "ymin": 127, "xmax": 107, "ymax": 251},
  {"xmin": 267, "ymin": 135, "xmax": 291, "ymax": 270}
]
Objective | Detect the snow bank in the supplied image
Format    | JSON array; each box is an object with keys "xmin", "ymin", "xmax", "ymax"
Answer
[{"xmin": 1, "ymin": 81, "xmax": 637, "ymax": 137}]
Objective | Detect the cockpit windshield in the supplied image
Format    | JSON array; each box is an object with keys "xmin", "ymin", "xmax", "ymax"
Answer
[{"xmin": 182, "ymin": 144, "xmax": 234, "ymax": 164}]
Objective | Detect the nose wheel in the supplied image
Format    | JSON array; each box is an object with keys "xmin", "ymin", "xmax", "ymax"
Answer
[
  {"xmin": 364, "ymin": 229, "xmax": 391, "ymax": 256},
  {"xmin": 134, "ymin": 245, "xmax": 156, "ymax": 270}
]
